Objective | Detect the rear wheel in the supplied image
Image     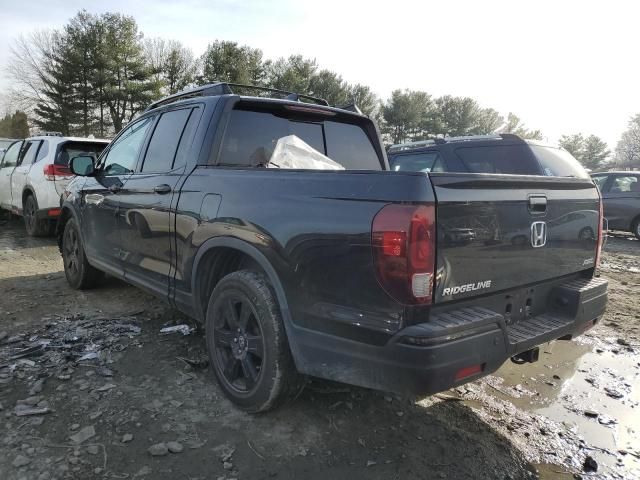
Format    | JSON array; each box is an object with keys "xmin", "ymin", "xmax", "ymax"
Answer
[
  {"xmin": 62, "ymin": 218, "xmax": 103, "ymax": 289},
  {"xmin": 205, "ymin": 270, "xmax": 302, "ymax": 412},
  {"xmin": 632, "ymin": 217, "xmax": 640, "ymax": 241},
  {"xmin": 24, "ymin": 194, "xmax": 53, "ymax": 237}
]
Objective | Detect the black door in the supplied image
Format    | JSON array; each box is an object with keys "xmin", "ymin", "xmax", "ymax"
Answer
[
  {"xmin": 80, "ymin": 117, "xmax": 154, "ymax": 274},
  {"xmin": 117, "ymin": 107, "xmax": 201, "ymax": 296}
]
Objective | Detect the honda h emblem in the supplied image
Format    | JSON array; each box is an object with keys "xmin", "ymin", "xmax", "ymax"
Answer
[{"xmin": 531, "ymin": 221, "xmax": 547, "ymax": 248}]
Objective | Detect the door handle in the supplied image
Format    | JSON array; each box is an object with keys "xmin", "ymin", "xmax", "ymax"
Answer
[
  {"xmin": 108, "ymin": 184, "xmax": 121, "ymax": 193},
  {"xmin": 154, "ymin": 184, "xmax": 172, "ymax": 194},
  {"xmin": 528, "ymin": 195, "xmax": 547, "ymax": 213}
]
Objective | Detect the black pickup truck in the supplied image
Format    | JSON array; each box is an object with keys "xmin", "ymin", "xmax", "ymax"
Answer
[{"xmin": 58, "ymin": 84, "xmax": 608, "ymax": 412}]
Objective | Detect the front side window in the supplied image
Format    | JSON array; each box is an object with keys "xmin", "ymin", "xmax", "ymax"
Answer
[
  {"xmin": 610, "ymin": 175, "xmax": 639, "ymax": 193},
  {"xmin": 142, "ymin": 108, "xmax": 192, "ymax": 173},
  {"xmin": 1, "ymin": 141, "xmax": 23, "ymax": 168},
  {"xmin": 101, "ymin": 117, "xmax": 153, "ymax": 175}
]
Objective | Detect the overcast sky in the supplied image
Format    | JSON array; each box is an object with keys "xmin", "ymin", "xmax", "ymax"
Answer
[{"xmin": 1, "ymin": 0, "xmax": 638, "ymax": 148}]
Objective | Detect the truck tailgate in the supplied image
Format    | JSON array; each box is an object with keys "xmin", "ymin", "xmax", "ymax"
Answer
[{"xmin": 430, "ymin": 173, "xmax": 600, "ymax": 303}]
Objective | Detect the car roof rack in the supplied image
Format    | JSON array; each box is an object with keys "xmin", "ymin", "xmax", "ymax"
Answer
[
  {"xmin": 145, "ymin": 82, "xmax": 330, "ymax": 112},
  {"xmin": 388, "ymin": 133, "xmax": 524, "ymax": 153},
  {"xmin": 35, "ymin": 131, "xmax": 63, "ymax": 137}
]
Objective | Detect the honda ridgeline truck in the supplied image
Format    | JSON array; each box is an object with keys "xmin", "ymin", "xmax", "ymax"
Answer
[{"xmin": 58, "ymin": 83, "xmax": 608, "ymax": 412}]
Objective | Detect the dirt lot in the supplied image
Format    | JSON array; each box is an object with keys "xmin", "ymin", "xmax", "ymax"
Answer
[{"xmin": 0, "ymin": 217, "xmax": 638, "ymax": 480}]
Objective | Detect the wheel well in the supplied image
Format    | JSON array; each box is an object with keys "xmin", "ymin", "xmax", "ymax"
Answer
[
  {"xmin": 22, "ymin": 188, "xmax": 35, "ymax": 207},
  {"xmin": 631, "ymin": 214, "xmax": 640, "ymax": 230},
  {"xmin": 195, "ymin": 247, "xmax": 264, "ymax": 321},
  {"xmin": 56, "ymin": 208, "xmax": 73, "ymax": 253}
]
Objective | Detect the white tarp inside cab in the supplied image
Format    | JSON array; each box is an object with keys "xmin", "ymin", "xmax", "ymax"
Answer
[{"xmin": 268, "ymin": 135, "xmax": 344, "ymax": 170}]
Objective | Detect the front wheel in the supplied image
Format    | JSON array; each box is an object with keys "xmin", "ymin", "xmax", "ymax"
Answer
[
  {"xmin": 205, "ymin": 270, "xmax": 302, "ymax": 412},
  {"xmin": 62, "ymin": 218, "xmax": 103, "ymax": 289}
]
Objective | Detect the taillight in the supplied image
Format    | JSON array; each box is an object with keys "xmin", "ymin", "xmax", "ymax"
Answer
[
  {"xmin": 43, "ymin": 164, "xmax": 72, "ymax": 181},
  {"xmin": 595, "ymin": 194, "xmax": 604, "ymax": 269},
  {"xmin": 372, "ymin": 204, "xmax": 436, "ymax": 305}
]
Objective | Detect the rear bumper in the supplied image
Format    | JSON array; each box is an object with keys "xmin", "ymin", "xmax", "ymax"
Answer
[
  {"xmin": 292, "ymin": 276, "xmax": 608, "ymax": 396},
  {"xmin": 36, "ymin": 207, "xmax": 62, "ymax": 220}
]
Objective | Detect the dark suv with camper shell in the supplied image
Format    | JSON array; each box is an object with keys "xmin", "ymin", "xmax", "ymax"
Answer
[{"xmin": 58, "ymin": 85, "xmax": 608, "ymax": 412}]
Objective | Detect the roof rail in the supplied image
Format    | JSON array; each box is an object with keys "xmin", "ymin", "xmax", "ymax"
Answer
[
  {"xmin": 145, "ymin": 82, "xmax": 330, "ymax": 112},
  {"xmin": 35, "ymin": 131, "xmax": 63, "ymax": 137},
  {"xmin": 388, "ymin": 139, "xmax": 436, "ymax": 153},
  {"xmin": 388, "ymin": 133, "xmax": 525, "ymax": 153},
  {"xmin": 446, "ymin": 134, "xmax": 501, "ymax": 143}
]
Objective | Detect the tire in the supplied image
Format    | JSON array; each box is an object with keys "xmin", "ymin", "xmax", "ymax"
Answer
[
  {"xmin": 632, "ymin": 217, "xmax": 640, "ymax": 241},
  {"xmin": 23, "ymin": 194, "xmax": 53, "ymax": 237},
  {"xmin": 205, "ymin": 270, "xmax": 302, "ymax": 412},
  {"xmin": 62, "ymin": 218, "xmax": 103, "ymax": 289}
]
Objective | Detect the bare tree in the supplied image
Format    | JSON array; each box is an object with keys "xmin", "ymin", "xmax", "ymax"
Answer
[
  {"xmin": 6, "ymin": 31, "xmax": 58, "ymax": 114},
  {"xmin": 144, "ymin": 38, "xmax": 198, "ymax": 95},
  {"xmin": 499, "ymin": 112, "xmax": 543, "ymax": 140},
  {"xmin": 615, "ymin": 114, "xmax": 640, "ymax": 168}
]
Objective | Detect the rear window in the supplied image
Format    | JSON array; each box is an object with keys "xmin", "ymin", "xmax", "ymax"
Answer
[
  {"xmin": 455, "ymin": 145, "xmax": 541, "ymax": 175},
  {"xmin": 56, "ymin": 141, "xmax": 108, "ymax": 166},
  {"xmin": 390, "ymin": 152, "xmax": 443, "ymax": 173},
  {"xmin": 529, "ymin": 145, "xmax": 590, "ymax": 178},
  {"xmin": 218, "ymin": 110, "xmax": 381, "ymax": 170}
]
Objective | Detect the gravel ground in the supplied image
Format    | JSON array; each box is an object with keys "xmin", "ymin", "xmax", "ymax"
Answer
[{"xmin": 0, "ymin": 216, "xmax": 638, "ymax": 480}]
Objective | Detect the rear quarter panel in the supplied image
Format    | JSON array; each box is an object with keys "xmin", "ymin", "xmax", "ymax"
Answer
[{"xmin": 175, "ymin": 168, "xmax": 435, "ymax": 344}]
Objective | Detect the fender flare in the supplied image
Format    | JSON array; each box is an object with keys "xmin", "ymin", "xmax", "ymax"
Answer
[
  {"xmin": 57, "ymin": 202, "xmax": 83, "ymax": 249},
  {"xmin": 191, "ymin": 236, "xmax": 302, "ymax": 366}
]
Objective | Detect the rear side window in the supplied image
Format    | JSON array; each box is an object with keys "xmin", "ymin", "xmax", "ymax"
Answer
[
  {"xmin": 455, "ymin": 145, "xmax": 541, "ymax": 175},
  {"xmin": 142, "ymin": 108, "xmax": 192, "ymax": 173},
  {"xmin": 19, "ymin": 141, "xmax": 42, "ymax": 166},
  {"xmin": 56, "ymin": 141, "xmax": 107, "ymax": 166},
  {"xmin": 610, "ymin": 175, "xmax": 639, "ymax": 193},
  {"xmin": 529, "ymin": 145, "xmax": 589, "ymax": 179},
  {"xmin": 173, "ymin": 107, "xmax": 202, "ymax": 169},
  {"xmin": 218, "ymin": 109, "xmax": 381, "ymax": 170},
  {"xmin": 391, "ymin": 152, "xmax": 442, "ymax": 173},
  {"xmin": 36, "ymin": 141, "xmax": 49, "ymax": 162}
]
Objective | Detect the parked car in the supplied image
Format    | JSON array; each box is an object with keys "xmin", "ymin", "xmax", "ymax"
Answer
[
  {"xmin": 0, "ymin": 133, "xmax": 109, "ymax": 236},
  {"xmin": 590, "ymin": 171, "xmax": 640, "ymax": 239},
  {"xmin": 58, "ymin": 84, "xmax": 608, "ymax": 412},
  {"xmin": 0, "ymin": 137, "xmax": 18, "ymax": 156}
]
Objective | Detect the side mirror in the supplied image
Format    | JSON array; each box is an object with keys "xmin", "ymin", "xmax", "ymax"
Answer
[{"xmin": 70, "ymin": 155, "xmax": 95, "ymax": 176}]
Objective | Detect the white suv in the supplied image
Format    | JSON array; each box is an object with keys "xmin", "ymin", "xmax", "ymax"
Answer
[{"xmin": 0, "ymin": 133, "xmax": 109, "ymax": 236}]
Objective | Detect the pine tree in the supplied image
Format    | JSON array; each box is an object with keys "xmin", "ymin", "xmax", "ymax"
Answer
[{"xmin": 32, "ymin": 33, "xmax": 82, "ymax": 135}]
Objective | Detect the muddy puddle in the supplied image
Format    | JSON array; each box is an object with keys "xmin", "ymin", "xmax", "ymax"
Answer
[{"xmin": 483, "ymin": 336, "xmax": 640, "ymax": 478}]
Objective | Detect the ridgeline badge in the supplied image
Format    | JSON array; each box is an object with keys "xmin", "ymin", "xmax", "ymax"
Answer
[{"xmin": 442, "ymin": 280, "xmax": 492, "ymax": 297}]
